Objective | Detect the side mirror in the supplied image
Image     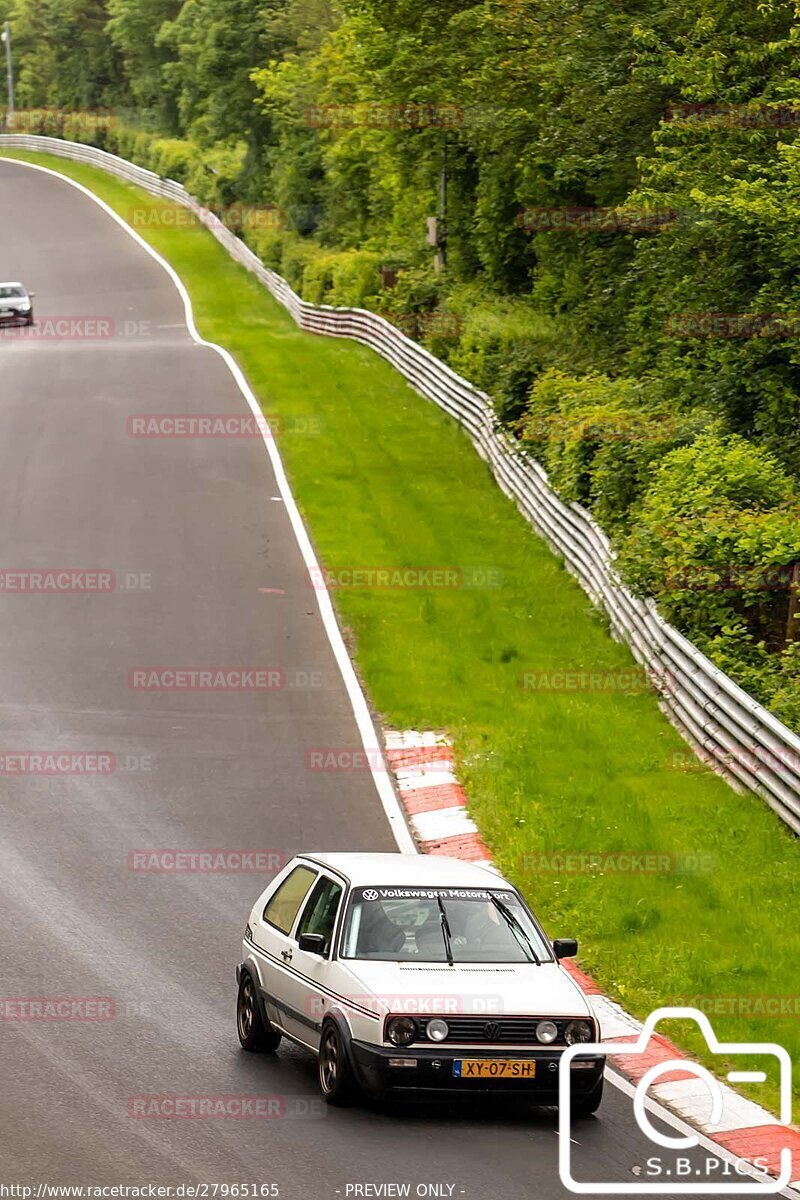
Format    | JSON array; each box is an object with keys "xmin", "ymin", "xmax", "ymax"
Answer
[
  {"xmin": 28, "ymin": 292, "xmax": 35, "ymax": 299},
  {"xmin": 298, "ymin": 932, "xmax": 327, "ymax": 955},
  {"xmin": 553, "ymin": 938, "xmax": 578, "ymax": 960}
]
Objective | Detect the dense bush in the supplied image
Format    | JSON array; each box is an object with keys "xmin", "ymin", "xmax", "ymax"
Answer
[
  {"xmin": 519, "ymin": 371, "xmax": 712, "ymax": 533},
  {"xmin": 616, "ymin": 434, "xmax": 800, "ymax": 713},
  {"xmin": 444, "ymin": 293, "xmax": 571, "ymax": 425}
]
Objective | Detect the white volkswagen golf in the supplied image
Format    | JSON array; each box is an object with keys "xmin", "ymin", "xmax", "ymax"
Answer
[{"xmin": 236, "ymin": 853, "xmax": 604, "ymax": 1112}]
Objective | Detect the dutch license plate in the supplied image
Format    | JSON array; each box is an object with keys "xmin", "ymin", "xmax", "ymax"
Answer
[{"xmin": 453, "ymin": 1059, "xmax": 536, "ymax": 1079}]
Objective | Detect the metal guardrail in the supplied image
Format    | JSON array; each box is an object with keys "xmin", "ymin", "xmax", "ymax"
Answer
[{"xmin": 3, "ymin": 133, "xmax": 799, "ymax": 835}]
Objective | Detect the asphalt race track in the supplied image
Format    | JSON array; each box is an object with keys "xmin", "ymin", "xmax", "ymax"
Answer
[{"xmin": 0, "ymin": 159, "xmax": 760, "ymax": 1199}]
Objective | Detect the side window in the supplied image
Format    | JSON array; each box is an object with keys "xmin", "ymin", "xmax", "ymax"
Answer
[
  {"xmin": 296, "ymin": 875, "xmax": 344, "ymax": 955},
  {"xmin": 263, "ymin": 866, "xmax": 317, "ymax": 934}
]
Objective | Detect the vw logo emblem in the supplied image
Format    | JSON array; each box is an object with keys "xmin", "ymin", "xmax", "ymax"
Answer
[
  {"xmin": 484, "ymin": 1021, "xmax": 501, "ymax": 1040},
  {"xmin": 362, "ymin": 889, "xmax": 379, "ymax": 900}
]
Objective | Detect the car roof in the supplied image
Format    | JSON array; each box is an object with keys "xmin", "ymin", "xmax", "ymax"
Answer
[
  {"xmin": 0, "ymin": 282, "xmax": 25, "ymax": 288},
  {"xmin": 298, "ymin": 852, "xmax": 507, "ymax": 889}
]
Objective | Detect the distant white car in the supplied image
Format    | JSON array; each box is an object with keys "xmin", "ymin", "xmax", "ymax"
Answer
[
  {"xmin": 0, "ymin": 282, "xmax": 34, "ymax": 326},
  {"xmin": 237, "ymin": 853, "xmax": 604, "ymax": 1112}
]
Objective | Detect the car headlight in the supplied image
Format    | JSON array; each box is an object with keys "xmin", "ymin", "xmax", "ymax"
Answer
[
  {"xmin": 564, "ymin": 1019, "xmax": 593, "ymax": 1045},
  {"xmin": 18, "ymin": 304, "xmax": 30, "ymax": 313},
  {"xmin": 386, "ymin": 1016, "xmax": 418, "ymax": 1046},
  {"xmin": 426, "ymin": 1018, "xmax": 449, "ymax": 1042},
  {"xmin": 535, "ymin": 1019, "xmax": 559, "ymax": 1044}
]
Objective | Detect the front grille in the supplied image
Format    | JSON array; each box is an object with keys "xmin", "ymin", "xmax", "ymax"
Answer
[{"xmin": 417, "ymin": 1015, "xmax": 589, "ymax": 1046}]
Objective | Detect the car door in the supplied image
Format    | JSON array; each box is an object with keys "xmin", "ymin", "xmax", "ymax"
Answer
[
  {"xmin": 251, "ymin": 862, "xmax": 319, "ymax": 1035},
  {"xmin": 278, "ymin": 872, "xmax": 345, "ymax": 1049}
]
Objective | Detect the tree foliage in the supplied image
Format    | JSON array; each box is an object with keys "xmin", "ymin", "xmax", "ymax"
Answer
[{"xmin": 5, "ymin": 0, "xmax": 800, "ymax": 722}]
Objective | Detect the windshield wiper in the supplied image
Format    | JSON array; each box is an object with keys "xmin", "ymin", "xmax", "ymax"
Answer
[
  {"xmin": 436, "ymin": 894, "xmax": 455, "ymax": 966},
  {"xmin": 489, "ymin": 893, "xmax": 540, "ymax": 964}
]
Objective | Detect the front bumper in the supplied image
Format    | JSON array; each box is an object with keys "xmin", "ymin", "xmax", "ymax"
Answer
[
  {"xmin": 349, "ymin": 1041, "xmax": 605, "ymax": 1100},
  {"xmin": 0, "ymin": 311, "xmax": 31, "ymax": 324}
]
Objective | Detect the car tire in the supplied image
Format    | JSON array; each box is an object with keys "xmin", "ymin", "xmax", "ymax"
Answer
[
  {"xmin": 236, "ymin": 972, "xmax": 281, "ymax": 1053},
  {"xmin": 318, "ymin": 1020, "xmax": 359, "ymax": 1106},
  {"xmin": 25, "ymin": 314, "xmax": 33, "ymax": 327},
  {"xmin": 571, "ymin": 1076, "xmax": 604, "ymax": 1117}
]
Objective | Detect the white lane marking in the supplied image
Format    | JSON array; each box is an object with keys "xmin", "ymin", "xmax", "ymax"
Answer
[
  {"xmin": 651, "ymin": 1078, "xmax": 776, "ymax": 1133},
  {"xmin": 385, "ymin": 729, "xmax": 448, "ymax": 750},
  {"xmin": 411, "ymin": 805, "xmax": 478, "ymax": 842},
  {"xmin": 2, "ymin": 157, "xmax": 415, "ymax": 853},
  {"xmin": 395, "ymin": 767, "xmax": 459, "ymax": 791},
  {"xmin": 592, "ymin": 993, "xmax": 642, "ymax": 1039}
]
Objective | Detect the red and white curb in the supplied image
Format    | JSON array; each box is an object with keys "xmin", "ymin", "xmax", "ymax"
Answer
[{"xmin": 385, "ymin": 729, "xmax": 800, "ymax": 1194}]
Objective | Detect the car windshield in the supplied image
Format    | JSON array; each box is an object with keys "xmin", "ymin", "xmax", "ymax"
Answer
[
  {"xmin": 0, "ymin": 286, "xmax": 25, "ymax": 298},
  {"xmin": 340, "ymin": 886, "xmax": 553, "ymax": 963}
]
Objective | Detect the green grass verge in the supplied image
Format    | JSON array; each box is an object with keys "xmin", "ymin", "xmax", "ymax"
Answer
[{"xmin": 4, "ymin": 149, "xmax": 799, "ymax": 1118}]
